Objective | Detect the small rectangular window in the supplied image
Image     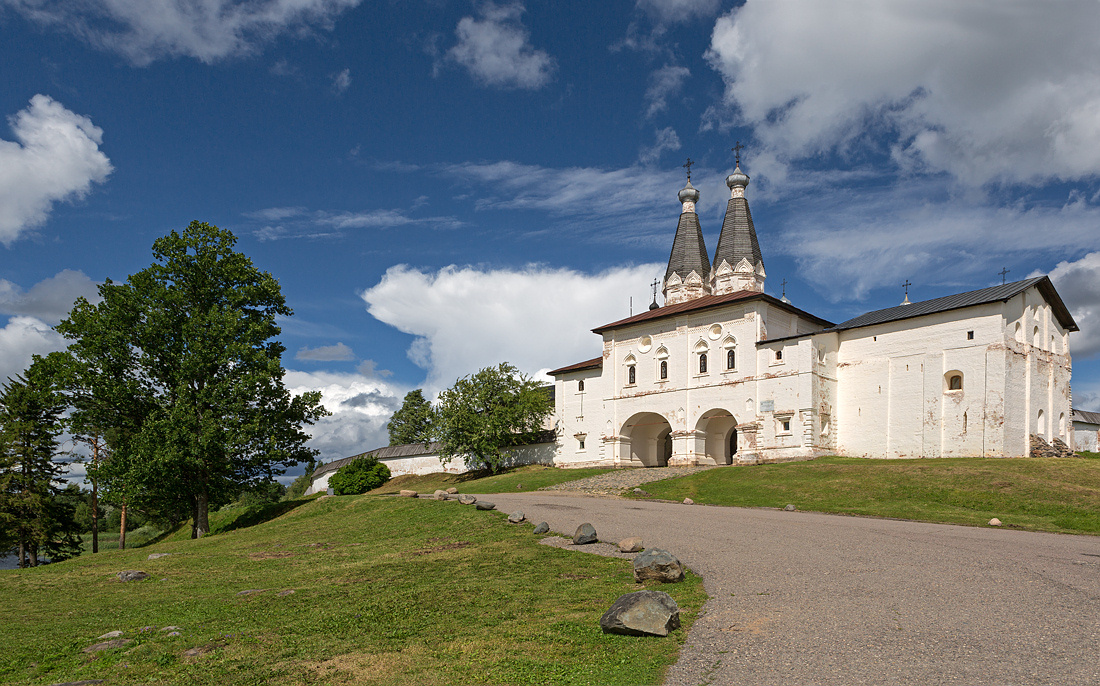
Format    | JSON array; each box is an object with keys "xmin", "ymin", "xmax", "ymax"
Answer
[
  {"xmin": 578, "ymin": 439, "xmax": 585, "ymax": 450},
  {"xmin": 775, "ymin": 349, "xmax": 783, "ymax": 361},
  {"xmin": 967, "ymin": 331, "xmax": 974, "ymax": 340},
  {"xmin": 782, "ymin": 419, "xmax": 790, "ymax": 432}
]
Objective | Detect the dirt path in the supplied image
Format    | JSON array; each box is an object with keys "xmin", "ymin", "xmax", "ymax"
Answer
[{"xmin": 479, "ymin": 492, "xmax": 1100, "ymax": 686}]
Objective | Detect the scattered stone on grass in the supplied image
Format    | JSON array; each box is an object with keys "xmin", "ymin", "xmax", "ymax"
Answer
[
  {"xmin": 183, "ymin": 645, "xmax": 216, "ymax": 658},
  {"xmin": 399, "ymin": 490, "xmax": 417, "ymax": 497},
  {"xmin": 475, "ymin": 501, "xmax": 496, "ymax": 511},
  {"xmin": 50, "ymin": 680, "xmax": 105, "ymax": 685},
  {"xmin": 516, "ymin": 483, "xmax": 523, "ymax": 490},
  {"xmin": 989, "ymin": 518, "xmax": 1002, "ymax": 526},
  {"xmin": 147, "ymin": 553, "xmax": 170, "ymax": 560},
  {"xmin": 508, "ymin": 511, "xmax": 525, "ymax": 524},
  {"xmin": 166, "ymin": 632, "xmax": 182, "ymax": 637},
  {"xmin": 633, "ymin": 548, "xmax": 685, "ymax": 583},
  {"xmin": 683, "ymin": 498, "xmax": 694, "ymax": 505},
  {"xmin": 160, "ymin": 626, "xmax": 181, "ymax": 632},
  {"xmin": 532, "ymin": 521, "xmax": 549, "ymax": 534},
  {"xmin": 633, "ymin": 488, "xmax": 650, "ymax": 496},
  {"xmin": 82, "ymin": 639, "xmax": 132, "ymax": 653},
  {"xmin": 573, "ymin": 523, "xmax": 598, "ymax": 545},
  {"xmin": 236, "ymin": 589, "xmax": 267, "ymax": 596},
  {"xmin": 446, "ymin": 487, "xmax": 458, "ymax": 494},
  {"xmin": 433, "ymin": 489, "xmax": 447, "ymax": 500},
  {"xmin": 619, "ymin": 537, "xmax": 644, "ymax": 553},
  {"xmin": 599, "ymin": 590, "xmax": 681, "ymax": 637},
  {"xmin": 97, "ymin": 631, "xmax": 124, "ymax": 639},
  {"xmin": 784, "ymin": 504, "xmax": 796, "ymax": 511},
  {"xmin": 277, "ymin": 589, "xmax": 296, "ymax": 596},
  {"xmin": 116, "ymin": 570, "xmax": 149, "ymax": 582},
  {"xmin": 458, "ymin": 494, "xmax": 477, "ymax": 505}
]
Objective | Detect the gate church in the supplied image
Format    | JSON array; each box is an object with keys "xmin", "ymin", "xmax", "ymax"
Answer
[{"xmin": 549, "ymin": 161, "xmax": 1078, "ymax": 466}]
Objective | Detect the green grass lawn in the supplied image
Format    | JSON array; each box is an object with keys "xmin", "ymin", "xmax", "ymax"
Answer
[
  {"xmin": 634, "ymin": 456, "xmax": 1100, "ymax": 534},
  {"xmin": 0, "ymin": 493, "xmax": 705, "ymax": 686},
  {"xmin": 369, "ymin": 464, "xmax": 615, "ymax": 495}
]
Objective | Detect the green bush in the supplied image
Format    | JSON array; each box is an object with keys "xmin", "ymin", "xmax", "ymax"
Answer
[{"xmin": 329, "ymin": 456, "xmax": 391, "ymax": 495}]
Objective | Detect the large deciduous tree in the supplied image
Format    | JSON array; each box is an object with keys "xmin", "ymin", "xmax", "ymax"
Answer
[
  {"xmin": 0, "ymin": 363, "xmax": 82, "ymax": 567},
  {"xmin": 387, "ymin": 389, "xmax": 434, "ymax": 446},
  {"xmin": 56, "ymin": 221, "xmax": 328, "ymax": 538},
  {"xmin": 434, "ymin": 362, "xmax": 551, "ymax": 473}
]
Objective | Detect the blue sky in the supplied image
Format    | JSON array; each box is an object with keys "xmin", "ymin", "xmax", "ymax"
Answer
[{"xmin": 2, "ymin": 0, "xmax": 1099, "ymax": 480}]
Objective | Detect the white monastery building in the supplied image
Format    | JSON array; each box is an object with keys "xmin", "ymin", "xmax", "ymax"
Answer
[{"xmin": 548, "ymin": 161, "xmax": 1080, "ymax": 467}]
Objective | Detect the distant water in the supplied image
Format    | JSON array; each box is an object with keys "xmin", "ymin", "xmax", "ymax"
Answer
[{"xmin": 0, "ymin": 552, "xmax": 51, "ymax": 570}]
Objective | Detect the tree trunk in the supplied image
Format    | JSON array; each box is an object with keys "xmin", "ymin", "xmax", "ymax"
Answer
[
  {"xmin": 194, "ymin": 490, "xmax": 209, "ymax": 538},
  {"xmin": 18, "ymin": 539, "xmax": 25, "ymax": 569},
  {"xmin": 119, "ymin": 502, "xmax": 127, "ymax": 551},
  {"xmin": 28, "ymin": 543, "xmax": 37, "ymax": 567},
  {"xmin": 91, "ymin": 437, "xmax": 99, "ymax": 554}
]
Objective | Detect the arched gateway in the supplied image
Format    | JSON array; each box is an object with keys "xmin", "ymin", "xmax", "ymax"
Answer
[
  {"xmin": 620, "ymin": 412, "xmax": 674, "ymax": 467},
  {"xmin": 696, "ymin": 409, "xmax": 738, "ymax": 465}
]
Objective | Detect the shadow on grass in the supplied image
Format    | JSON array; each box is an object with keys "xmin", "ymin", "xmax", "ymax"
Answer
[{"xmin": 211, "ymin": 498, "xmax": 312, "ymax": 535}]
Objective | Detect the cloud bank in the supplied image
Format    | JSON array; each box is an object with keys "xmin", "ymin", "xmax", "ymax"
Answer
[
  {"xmin": 0, "ymin": 96, "xmax": 112, "ymax": 246},
  {"xmin": 445, "ymin": 2, "xmax": 555, "ymax": 90},
  {"xmin": 707, "ymin": 0, "xmax": 1100, "ymax": 186}
]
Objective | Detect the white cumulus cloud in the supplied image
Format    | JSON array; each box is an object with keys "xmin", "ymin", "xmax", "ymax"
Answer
[
  {"xmin": 1, "ymin": 0, "xmax": 361, "ymax": 65},
  {"xmin": 284, "ymin": 369, "xmax": 406, "ymax": 461},
  {"xmin": 445, "ymin": 2, "xmax": 555, "ymax": 90},
  {"xmin": 1043, "ymin": 252, "xmax": 1100, "ymax": 360},
  {"xmin": 360, "ymin": 263, "xmax": 663, "ymax": 392},
  {"xmin": 0, "ymin": 270, "xmax": 101, "ymax": 323},
  {"xmin": 0, "ymin": 95, "xmax": 112, "ymax": 245},
  {"xmin": 0, "ymin": 316, "xmax": 67, "ymax": 384},
  {"xmin": 296, "ymin": 342, "xmax": 355, "ymax": 362},
  {"xmin": 706, "ymin": 0, "xmax": 1100, "ymax": 186}
]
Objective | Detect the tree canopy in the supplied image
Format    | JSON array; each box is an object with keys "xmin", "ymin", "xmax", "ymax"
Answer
[
  {"xmin": 434, "ymin": 362, "xmax": 551, "ymax": 473},
  {"xmin": 329, "ymin": 455, "xmax": 391, "ymax": 495},
  {"xmin": 54, "ymin": 221, "xmax": 328, "ymax": 537},
  {"xmin": 387, "ymin": 389, "xmax": 434, "ymax": 446}
]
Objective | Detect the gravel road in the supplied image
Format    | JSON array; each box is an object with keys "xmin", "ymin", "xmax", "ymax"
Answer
[{"xmin": 478, "ymin": 491, "xmax": 1100, "ymax": 686}]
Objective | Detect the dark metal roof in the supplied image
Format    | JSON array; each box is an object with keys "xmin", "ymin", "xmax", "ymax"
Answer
[
  {"xmin": 664, "ymin": 211, "xmax": 711, "ymax": 286},
  {"xmin": 312, "ymin": 441, "xmax": 442, "ymax": 478},
  {"xmin": 593, "ymin": 290, "xmax": 833, "ymax": 334},
  {"xmin": 829, "ymin": 276, "xmax": 1078, "ymax": 333},
  {"xmin": 712, "ymin": 195, "xmax": 763, "ymax": 273},
  {"xmin": 1072, "ymin": 409, "xmax": 1100, "ymax": 425},
  {"xmin": 547, "ymin": 356, "xmax": 603, "ymax": 376}
]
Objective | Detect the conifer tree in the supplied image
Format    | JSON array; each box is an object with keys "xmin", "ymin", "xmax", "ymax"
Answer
[{"xmin": 387, "ymin": 389, "xmax": 435, "ymax": 446}]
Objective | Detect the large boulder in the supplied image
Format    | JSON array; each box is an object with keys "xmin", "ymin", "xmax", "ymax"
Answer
[
  {"xmin": 532, "ymin": 521, "xmax": 549, "ymax": 534},
  {"xmin": 445, "ymin": 487, "xmax": 458, "ymax": 494},
  {"xmin": 633, "ymin": 548, "xmax": 684, "ymax": 583},
  {"xmin": 507, "ymin": 511, "xmax": 525, "ymax": 524},
  {"xmin": 458, "ymin": 494, "xmax": 477, "ymax": 505},
  {"xmin": 399, "ymin": 489, "xmax": 417, "ymax": 497},
  {"xmin": 599, "ymin": 590, "xmax": 681, "ymax": 637},
  {"xmin": 619, "ymin": 537, "xmax": 644, "ymax": 553},
  {"xmin": 475, "ymin": 501, "xmax": 496, "ymax": 511},
  {"xmin": 433, "ymin": 489, "xmax": 447, "ymax": 500},
  {"xmin": 573, "ymin": 523, "xmax": 597, "ymax": 545}
]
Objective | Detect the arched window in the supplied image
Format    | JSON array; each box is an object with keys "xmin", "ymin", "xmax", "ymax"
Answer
[
  {"xmin": 578, "ymin": 380, "xmax": 584, "ymax": 392},
  {"xmin": 1059, "ymin": 412, "xmax": 1066, "ymax": 437},
  {"xmin": 949, "ymin": 374, "xmax": 962, "ymax": 390},
  {"xmin": 659, "ymin": 360, "xmax": 668, "ymax": 380},
  {"xmin": 1033, "ymin": 326, "xmax": 1041, "ymax": 348},
  {"xmin": 699, "ymin": 353, "xmax": 708, "ymax": 374},
  {"xmin": 727, "ymin": 349, "xmax": 735, "ymax": 370},
  {"xmin": 1037, "ymin": 409, "xmax": 1046, "ymax": 434},
  {"xmin": 628, "ymin": 365, "xmax": 636, "ymax": 385}
]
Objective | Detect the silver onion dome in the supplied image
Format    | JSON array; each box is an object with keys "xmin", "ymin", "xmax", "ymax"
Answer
[
  {"xmin": 726, "ymin": 164, "xmax": 749, "ymax": 189},
  {"xmin": 678, "ymin": 180, "xmax": 700, "ymax": 204}
]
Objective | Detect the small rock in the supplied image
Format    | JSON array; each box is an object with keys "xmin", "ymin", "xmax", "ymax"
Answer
[
  {"xmin": 51, "ymin": 680, "xmax": 105, "ymax": 685},
  {"xmin": 683, "ymin": 498, "xmax": 694, "ymax": 505},
  {"xmin": 532, "ymin": 521, "xmax": 549, "ymax": 534},
  {"xmin": 82, "ymin": 639, "xmax": 132, "ymax": 653},
  {"xmin": 599, "ymin": 590, "xmax": 680, "ymax": 637},
  {"xmin": 277, "ymin": 589, "xmax": 296, "ymax": 596},
  {"xmin": 433, "ymin": 489, "xmax": 447, "ymax": 500},
  {"xmin": 783, "ymin": 504, "xmax": 796, "ymax": 511},
  {"xmin": 97, "ymin": 630, "xmax": 124, "ymax": 639},
  {"xmin": 160, "ymin": 626, "xmax": 181, "ymax": 632},
  {"xmin": 147, "ymin": 553, "xmax": 170, "ymax": 560},
  {"xmin": 445, "ymin": 487, "xmax": 458, "ymax": 494},
  {"xmin": 399, "ymin": 489, "xmax": 417, "ymax": 497},
  {"xmin": 166, "ymin": 631, "xmax": 182, "ymax": 637},
  {"xmin": 619, "ymin": 537, "xmax": 644, "ymax": 553},
  {"xmin": 458, "ymin": 494, "xmax": 477, "ymax": 505},
  {"xmin": 508, "ymin": 511, "xmax": 525, "ymax": 524},
  {"xmin": 183, "ymin": 646, "xmax": 211, "ymax": 658},
  {"xmin": 475, "ymin": 501, "xmax": 496, "ymax": 511},
  {"xmin": 633, "ymin": 488, "xmax": 650, "ymax": 496},
  {"xmin": 988, "ymin": 518, "xmax": 1002, "ymax": 526},
  {"xmin": 633, "ymin": 548, "xmax": 685, "ymax": 583},
  {"xmin": 573, "ymin": 522, "xmax": 598, "ymax": 545},
  {"xmin": 516, "ymin": 483, "xmax": 523, "ymax": 490},
  {"xmin": 236, "ymin": 589, "xmax": 266, "ymax": 596},
  {"xmin": 116, "ymin": 570, "xmax": 149, "ymax": 582}
]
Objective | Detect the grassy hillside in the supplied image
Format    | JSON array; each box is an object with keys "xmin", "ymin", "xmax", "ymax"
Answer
[
  {"xmin": 635, "ymin": 456, "xmax": 1100, "ymax": 534},
  {"xmin": 0, "ymin": 493, "xmax": 705, "ymax": 686}
]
